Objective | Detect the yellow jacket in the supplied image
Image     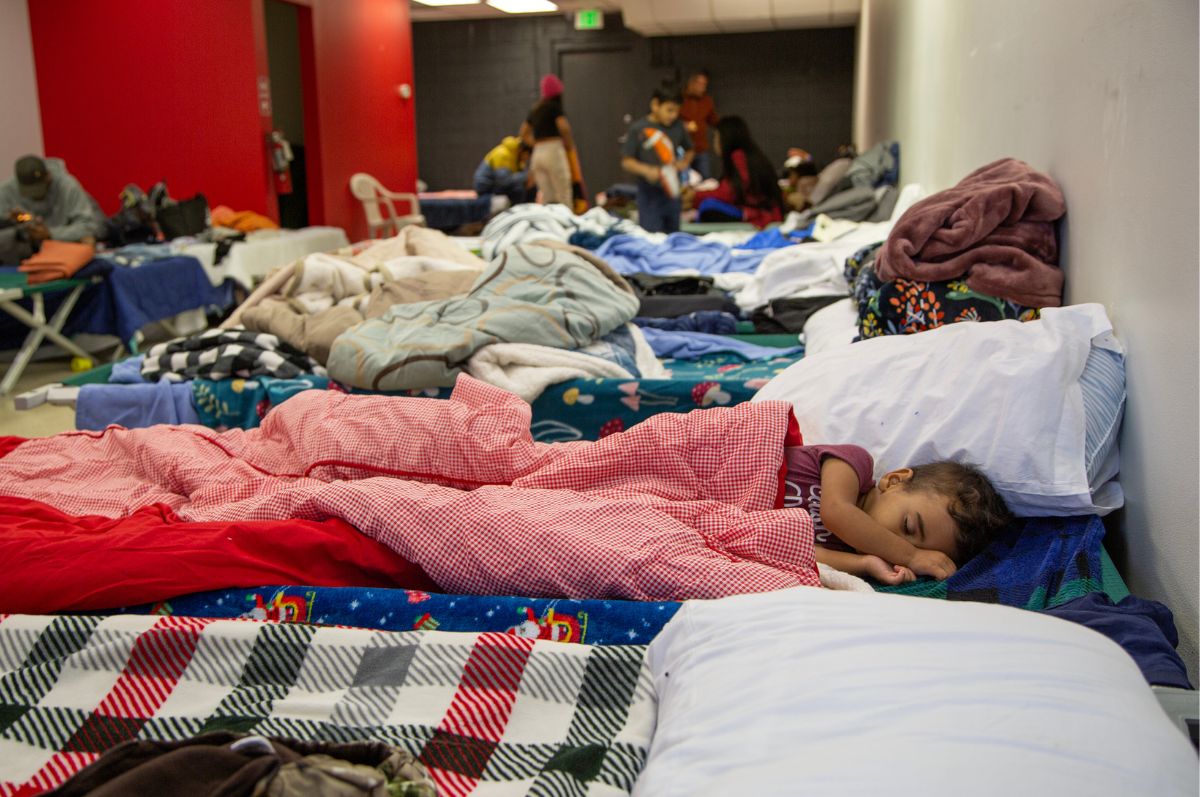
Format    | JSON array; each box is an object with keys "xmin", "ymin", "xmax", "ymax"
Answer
[{"xmin": 484, "ymin": 137, "xmax": 522, "ymax": 171}]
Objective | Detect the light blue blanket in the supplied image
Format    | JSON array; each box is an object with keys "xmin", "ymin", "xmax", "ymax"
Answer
[
  {"xmin": 595, "ymin": 232, "xmax": 768, "ymax": 276},
  {"xmin": 641, "ymin": 327, "xmax": 803, "ymax": 361}
]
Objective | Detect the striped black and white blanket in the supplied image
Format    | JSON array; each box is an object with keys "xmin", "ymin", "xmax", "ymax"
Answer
[{"xmin": 141, "ymin": 328, "xmax": 325, "ymax": 383}]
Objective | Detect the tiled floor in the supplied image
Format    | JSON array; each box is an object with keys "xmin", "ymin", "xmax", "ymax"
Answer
[{"xmin": 0, "ymin": 359, "xmax": 79, "ymax": 437}]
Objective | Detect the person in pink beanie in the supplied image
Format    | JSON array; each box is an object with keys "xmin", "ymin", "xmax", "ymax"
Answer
[{"xmin": 520, "ymin": 74, "xmax": 578, "ymax": 207}]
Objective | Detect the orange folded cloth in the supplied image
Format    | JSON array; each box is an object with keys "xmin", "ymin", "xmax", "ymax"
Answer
[
  {"xmin": 211, "ymin": 204, "xmax": 279, "ymax": 233},
  {"xmin": 19, "ymin": 241, "xmax": 95, "ymax": 284}
]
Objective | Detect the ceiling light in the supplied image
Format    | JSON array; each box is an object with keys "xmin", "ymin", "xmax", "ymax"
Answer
[
  {"xmin": 412, "ymin": 0, "xmax": 480, "ymax": 6},
  {"xmin": 487, "ymin": 0, "xmax": 558, "ymax": 13}
]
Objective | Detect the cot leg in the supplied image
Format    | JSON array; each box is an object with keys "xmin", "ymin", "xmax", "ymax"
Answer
[{"xmin": 0, "ymin": 286, "xmax": 91, "ymax": 395}]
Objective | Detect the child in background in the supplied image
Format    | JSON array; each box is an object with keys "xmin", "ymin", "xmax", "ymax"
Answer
[
  {"xmin": 621, "ymin": 84, "xmax": 693, "ymax": 233},
  {"xmin": 784, "ymin": 445, "xmax": 1013, "ymax": 583},
  {"xmin": 686, "ymin": 115, "xmax": 784, "ymax": 228},
  {"xmin": 781, "ymin": 149, "xmax": 819, "ymax": 212}
]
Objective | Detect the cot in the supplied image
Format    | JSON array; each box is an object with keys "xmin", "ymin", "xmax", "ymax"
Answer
[{"xmin": 0, "ymin": 257, "xmax": 229, "ymax": 397}]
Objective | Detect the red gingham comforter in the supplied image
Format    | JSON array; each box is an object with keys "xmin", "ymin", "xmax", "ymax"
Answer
[{"xmin": 0, "ymin": 376, "xmax": 819, "ymax": 600}]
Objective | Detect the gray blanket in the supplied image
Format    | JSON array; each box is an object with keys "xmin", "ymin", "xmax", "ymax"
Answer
[{"xmin": 327, "ymin": 242, "xmax": 639, "ymax": 390}]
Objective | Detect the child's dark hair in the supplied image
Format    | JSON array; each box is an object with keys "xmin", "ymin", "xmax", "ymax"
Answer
[
  {"xmin": 904, "ymin": 461, "xmax": 1013, "ymax": 564},
  {"xmin": 714, "ymin": 115, "xmax": 784, "ymax": 212},
  {"xmin": 787, "ymin": 161, "xmax": 819, "ymax": 178},
  {"xmin": 652, "ymin": 83, "xmax": 683, "ymax": 105}
]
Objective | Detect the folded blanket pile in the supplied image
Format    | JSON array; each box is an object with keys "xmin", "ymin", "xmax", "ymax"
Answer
[
  {"xmin": 18, "ymin": 239, "xmax": 95, "ymax": 283},
  {"xmin": 850, "ymin": 241, "xmax": 1039, "ymax": 340},
  {"xmin": 875, "ymin": 157, "xmax": 1066, "ymax": 307}
]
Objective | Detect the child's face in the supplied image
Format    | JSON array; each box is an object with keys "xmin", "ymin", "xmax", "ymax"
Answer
[
  {"xmin": 867, "ymin": 474, "xmax": 960, "ymax": 559},
  {"xmin": 792, "ymin": 175, "xmax": 817, "ymax": 198},
  {"xmin": 651, "ymin": 99, "xmax": 681, "ymax": 127}
]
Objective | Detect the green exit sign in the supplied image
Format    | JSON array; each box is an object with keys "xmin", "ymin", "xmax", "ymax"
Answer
[{"xmin": 575, "ymin": 9, "xmax": 604, "ymax": 30}]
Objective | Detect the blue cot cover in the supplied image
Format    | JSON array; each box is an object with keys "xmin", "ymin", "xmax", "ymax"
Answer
[{"xmin": 0, "ymin": 256, "xmax": 230, "ymax": 346}]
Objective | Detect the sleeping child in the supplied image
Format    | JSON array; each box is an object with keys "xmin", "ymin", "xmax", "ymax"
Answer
[{"xmin": 784, "ymin": 445, "xmax": 1013, "ymax": 584}]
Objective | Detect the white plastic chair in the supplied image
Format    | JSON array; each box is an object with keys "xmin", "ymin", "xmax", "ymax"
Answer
[{"xmin": 349, "ymin": 172, "xmax": 425, "ymax": 238}]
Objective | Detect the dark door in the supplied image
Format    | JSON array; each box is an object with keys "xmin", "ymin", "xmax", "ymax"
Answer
[
  {"xmin": 561, "ymin": 49, "xmax": 643, "ymax": 201},
  {"xmin": 265, "ymin": 0, "xmax": 309, "ymax": 228}
]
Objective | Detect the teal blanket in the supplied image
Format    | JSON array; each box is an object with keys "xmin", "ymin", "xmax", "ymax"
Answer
[{"xmin": 327, "ymin": 242, "xmax": 639, "ymax": 391}]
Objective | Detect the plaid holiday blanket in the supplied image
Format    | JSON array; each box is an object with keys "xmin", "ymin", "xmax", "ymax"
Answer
[
  {"xmin": 0, "ymin": 615, "xmax": 655, "ymax": 797},
  {"xmin": 97, "ymin": 586, "xmax": 681, "ymax": 646}
]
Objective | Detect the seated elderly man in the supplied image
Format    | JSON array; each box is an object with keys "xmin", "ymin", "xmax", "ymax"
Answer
[{"xmin": 0, "ymin": 155, "xmax": 104, "ymax": 263}]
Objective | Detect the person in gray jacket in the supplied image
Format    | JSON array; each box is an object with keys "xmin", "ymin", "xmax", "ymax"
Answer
[{"xmin": 0, "ymin": 155, "xmax": 104, "ymax": 263}]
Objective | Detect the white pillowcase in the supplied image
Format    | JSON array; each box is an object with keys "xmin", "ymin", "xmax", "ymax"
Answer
[
  {"xmin": 798, "ymin": 297, "xmax": 857, "ymax": 356},
  {"xmin": 634, "ymin": 588, "xmax": 1196, "ymax": 797},
  {"xmin": 754, "ymin": 303, "xmax": 1116, "ymax": 516}
]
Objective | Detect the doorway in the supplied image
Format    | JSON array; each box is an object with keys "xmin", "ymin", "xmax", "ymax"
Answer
[
  {"xmin": 561, "ymin": 48, "xmax": 643, "ymax": 201},
  {"xmin": 264, "ymin": 0, "xmax": 312, "ymax": 228}
]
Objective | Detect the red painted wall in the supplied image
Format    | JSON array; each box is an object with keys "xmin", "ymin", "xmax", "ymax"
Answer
[
  {"xmin": 305, "ymin": 0, "xmax": 417, "ymax": 240},
  {"xmin": 28, "ymin": 0, "xmax": 416, "ymax": 239},
  {"xmin": 28, "ymin": 0, "xmax": 272, "ymax": 216}
]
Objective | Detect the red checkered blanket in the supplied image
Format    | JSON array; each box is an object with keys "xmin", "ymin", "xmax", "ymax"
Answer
[
  {"xmin": 0, "ymin": 614, "xmax": 656, "ymax": 796},
  {"xmin": 0, "ymin": 375, "xmax": 818, "ymax": 600}
]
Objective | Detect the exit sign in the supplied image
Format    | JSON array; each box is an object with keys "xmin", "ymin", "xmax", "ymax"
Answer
[{"xmin": 575, "ymin": 9, "xmax": 604, "ymax": 30}]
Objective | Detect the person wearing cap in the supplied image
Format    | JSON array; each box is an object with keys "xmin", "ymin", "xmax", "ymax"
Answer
[
  {"xmin": 0, "ymin": 155, "xmax": 103, "ymax": 262},
  {"xmin": 519, "ymin": 74, "xmax": 576, "ymax": 206}
]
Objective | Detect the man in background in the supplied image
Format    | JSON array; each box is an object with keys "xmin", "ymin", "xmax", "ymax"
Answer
[
  {"xmin": 680, "ymin": 70, "xmax": 719, "ymax": 180},
  {"xmin": 0, "ymin": 155, "xmax": 103, "ymax": 263}
]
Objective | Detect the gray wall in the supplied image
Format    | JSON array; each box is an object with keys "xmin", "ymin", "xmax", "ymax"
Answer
[
  {"xmin": 855, "ymin": 0, "xmax": 1199, "ymax": 681},
  {"xmin": 413, "ymin": 15, "xmax": 855, "ymax": 191}
]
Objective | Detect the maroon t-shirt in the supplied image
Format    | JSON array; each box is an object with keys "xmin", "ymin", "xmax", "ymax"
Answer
[{"xmin": 783, "ymin": 445, "xmax": 875, "ymax": 552}]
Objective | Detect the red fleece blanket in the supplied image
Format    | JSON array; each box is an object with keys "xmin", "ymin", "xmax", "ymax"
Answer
[
  {"xmin": 0, "ymin": 376, "xmax": 818, "ymax": 603},
  {"xmin": 875, "ymin": 158, "xmax": 1066, "ymax": 307},
  {"xmin": 0, "ymin": 496, "xmax": 436, "ymax": 614}
]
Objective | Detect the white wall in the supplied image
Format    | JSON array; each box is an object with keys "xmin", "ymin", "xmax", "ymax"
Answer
[
  {"xmin": 855, "ymin": 0, "xmax": 1199, "ymax": 680},
  {"xmin": 0, "ymin": 0, "xmax": 43, "ymax": 165}
]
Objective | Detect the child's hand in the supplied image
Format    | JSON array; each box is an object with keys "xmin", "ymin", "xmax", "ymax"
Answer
[
  {"xmin": 646, "ymin": 165, "xmax": 662, "ymax": 183},
  {"xmin": 861, "ymin": 555, "xmax": 916, "ymax": 585},
  {"xmin": 907, "ymin": 548, "xmax": 958, "ymax": 580}
]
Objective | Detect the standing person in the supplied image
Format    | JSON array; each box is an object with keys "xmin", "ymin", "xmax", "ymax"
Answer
[
  {"xmin": 680, "ymin": 70, "xmax": 719, "ymax": 179},
  {"xmin": 520, "ymin": 74, "xmax": 576, "ymax": 207},
  {"xmin": 687, "ymin": 115, "xmax": 784, "ymax": 228},
  {"xmin": 621, "ymin": 84, "xmax": 693, "ymax": 234}
]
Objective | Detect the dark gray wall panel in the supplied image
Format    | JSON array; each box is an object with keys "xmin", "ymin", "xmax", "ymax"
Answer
[{"xmin": 413, "ymin": 15, "xmax": 855, "ymax": 193}]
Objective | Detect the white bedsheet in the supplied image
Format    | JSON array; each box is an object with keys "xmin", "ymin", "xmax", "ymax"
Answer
[{"xmin": 182, "ymin": 226, "xmax": 350, "ymax": 288}]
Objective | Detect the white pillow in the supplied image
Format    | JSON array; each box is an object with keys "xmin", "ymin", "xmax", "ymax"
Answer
[
  {"xmin": 799, "ymin": 297, "xmax": 857, "ymax": 356},
  {"xmin": 754, "ymin": 303, "xmax": 1115, "ymax": 516},
  {"xmin": 634, "ymin": 588, "xmax": 1196, "ymax": 797}
]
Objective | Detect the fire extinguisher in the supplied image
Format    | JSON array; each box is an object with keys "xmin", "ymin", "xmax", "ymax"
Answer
[{"xmin": 268, "ymin": 130, "xmax": 294, "ymax": 195}]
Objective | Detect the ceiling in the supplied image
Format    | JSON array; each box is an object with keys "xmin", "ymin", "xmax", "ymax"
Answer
[
  {"xmin": 408, "ymin": 0, "xmax": 860, "ymax": 32},
  {"xmin": 408, "ymin": 0, "xmax": 621, "ymax": 24}
]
